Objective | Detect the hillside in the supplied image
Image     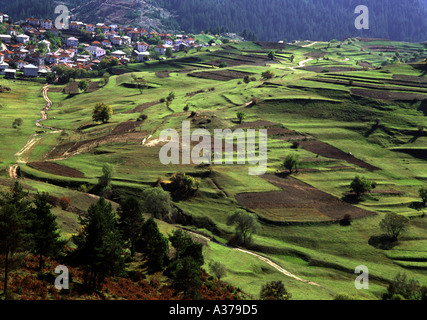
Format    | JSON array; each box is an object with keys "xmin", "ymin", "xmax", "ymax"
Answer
[
  {"xmin": 1, "ymin": 37, "xmax": 426, "ymax": 300},
  {"xmin": 3, "ymin": 0, "xmax": 427, "ymax": 41}
]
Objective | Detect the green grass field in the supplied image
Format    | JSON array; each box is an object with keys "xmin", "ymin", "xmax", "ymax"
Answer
[{"xmin": 0, "ymin": 38, "xmax": 426, "ymax": 300}]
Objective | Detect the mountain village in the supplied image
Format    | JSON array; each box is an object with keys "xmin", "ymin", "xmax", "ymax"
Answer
[{"xmin": 0, "ymin": 11, "xmax": 203, "ymax": 79}]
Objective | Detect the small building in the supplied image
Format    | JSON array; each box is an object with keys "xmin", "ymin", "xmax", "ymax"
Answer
[
  {"xmin": 4, "ymin": 69, "xmax": 16, "ymax": 79},
  {"xmin": 66, "ymin": 37, "xmax": 79, "ymax": 47},
  {"xmin": 17, "ymin": 34, "xmax": 30, "ymax": 44},
  {"xmin": 0, "ymin": 61, "xmax": 9, "ymax": 74},
  {"xmin": 41, "ymin": 19, "xmax": 53, "ymax": 30},
  {"xmin": 87, "ymin": 45, "xmax": 107, "ymax": 58},
  {"xmin": 0, "ymin": 35, "xmax": 12, "ymax": 44},
  {"xmin": 137, "ymin": 51, "xmax": 150, "ymax": 62},
  {"xmin": 154, "ymin": 45, "xmax": 167, "ymax": 55},
  {"xmin": 24, "ymin": 64, "xmax": 39, "ymax": 77},
  {"xmin": 111, "ymin": 50, "xmax": 126, "ymax": 59}
]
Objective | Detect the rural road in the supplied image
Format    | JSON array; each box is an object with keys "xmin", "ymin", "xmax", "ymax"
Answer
[
  {"xmin": 302, "ymin": 41, "xmax": 319, "ymax": 48},
  {"xmin": 184, "ymin": 229, "xmax": 324, "ymax": 289},
  {"xmin": 289, "ymin": 58, "xmax": 314, "ymax": 71}
]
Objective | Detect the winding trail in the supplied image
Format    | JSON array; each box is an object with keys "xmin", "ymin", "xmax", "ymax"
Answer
[
  {"xmin": 9, "ymin": 84, "xmax": 60, "ymax": 178},
  {"xmin": 183, "ymin": 229, "xmax": 328, "ymax": 291}
]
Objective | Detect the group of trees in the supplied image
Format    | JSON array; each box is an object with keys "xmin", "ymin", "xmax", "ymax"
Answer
[
  {"xmin": 0, "ymin": 182, "xmax": 65, "ymax": 298},
  {"xmin": 155, "ymin": 0, "xmax": 427, "ymax": 42}
]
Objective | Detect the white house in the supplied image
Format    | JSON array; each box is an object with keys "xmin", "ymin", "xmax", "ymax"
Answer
[
  {"xmin": 5, "ymin": 69, "xmax": 16, "ymax": 79},
  {"xmin": 0, "ymin": 13, "xmax": 3, "ymax": 24},
  {"xmin": 135, "ymin": 42, "xmax": 149, "ymax": 52},
  {"xmin": 154, "ymin": 45, "xmax": 167, "ymax": 55},
  {"xmin": 111, "ymin": 50, "xmax": 126, "ymax": 59},
  {"xmin": 41, "ymin": 19, "xmax": 53, "ymax": 30},
  {"xmin": 138, "ymin": 51, "xmax": 150, "ymax": 62},
  {"xmin": 66, "ymin": 37, "xmax": 79, "ymax": 47},
  {"xmin": 24, "ymin": 64, "xmax": 39, "ymax": 77},
  {"xmin": 0, "ymin": 35, "xmax": 12, "ymax": 44},
  {"xmin": 85, "ymin": 24, "xmax": 96, "ymax": 32},
  {"xmin": 111, "ymin": 36, "xmax": 123, "ymax": 46},
  {"xmin": 7, "ymin": 28, "xmax": 16, "ymax": 36},
  {"xmin": 122, "ymin": 36, "xmax": 131, "ymax": 45},
  {"xmin": 87, "ymin": 45, "xmax": 106, "ymax": 58},
  {"xmin": 0, "ymin": 61, "xmax": 9, "ymax": 75},
  {"xmin": 45, "ymin": 53, "xmax": 60, "ymax": 65}
]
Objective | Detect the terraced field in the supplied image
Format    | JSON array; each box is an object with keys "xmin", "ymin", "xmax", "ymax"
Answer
[{"xmin": 0, "ymin": 38, "xmax": 426, "ymax": 300}]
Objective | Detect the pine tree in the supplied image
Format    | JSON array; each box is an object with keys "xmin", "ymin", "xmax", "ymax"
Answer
[
  {"xmin": 118, "ymin": 196, "xmax": 145, "ymax": 257},
  {"xmin": 136, "ymin": 218, "xmax": 169, "ymax": 271},
  {"xmin": 72, "ymin": 197, "xmax": 125, "ymax": 291},
  {"xmin": 29, "ymin": 192, "xmax": 66, "ymax": 270},
  {"xmin": 0, "ymin": 182, "xmax": 32, "ymax": 298}
]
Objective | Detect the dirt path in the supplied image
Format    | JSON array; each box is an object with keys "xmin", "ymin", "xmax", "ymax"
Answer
[
  {"xmin": 289, "ymin": 58, "xmax": 314, "ymax": 71},
  {"xmin": 183, "ymin": 229, "xmax": 325, "ymax": 290},
  {"xmin": 302, "ymin": 41, "xmax": 319, "ymax": 48},
  {"xmin": 9, "ymin": 84, "xmax": 59, "ymax": 178}
]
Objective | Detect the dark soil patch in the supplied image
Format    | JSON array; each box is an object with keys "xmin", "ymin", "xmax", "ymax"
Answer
[
  {"xmin": 301, "ymin": 66, "xmax": 363, "ymax": 73},
  {"xmin": 122, "ymin": 101, "xmax": 160, "ymax": 114},
  {"xmin": 112, "ymin": 121, "xmax": 143, "ymax": 134},
  {"xmin": 236, "ymin": 174, "xmax": 376, "ymax": 223},
  {"xmin": 63, "ymin": 82, "xmax": 79, "ymax": 94},
  {"xmin": 254, "ymin": 42, "xmax": 286, "ymax": 50},
  {"xmin": 350, "ymin": 88, "xmax": 427, "ymax": 101},
  {"xmin": 86, "ymin": 81, "xmax": 101, "ymax": 93},
  {"xmin": 28, "ymin": 161, "xmax": 85, "ymax": 178},
  {"xmin": 233, "ymin": 121, "xmax": 280, "ymax": 129},
  {"xmin": 299, "ymin": 140, "xmax": 380, "ymax": 171},
  {"xmin": 188, "ymin": 69, "xmax": 255, "ymax": 81}
]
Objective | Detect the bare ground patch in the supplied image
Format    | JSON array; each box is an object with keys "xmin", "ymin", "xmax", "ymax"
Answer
[
  {"xmin": 235, "ymin": 174, "xmax": 376, "ymax": 223},
  {"xmin": 299, "ymin": 140, "xmax": 380, "ymax": 171},
  {"xmin": 27, "ymin": 161, "xmax": 85, "ymax": 178}
]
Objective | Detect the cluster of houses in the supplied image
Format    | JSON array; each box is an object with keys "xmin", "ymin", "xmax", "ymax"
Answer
[{"xmin": 0, "ymin": 12, "xmax": 202, "ymax": 79}]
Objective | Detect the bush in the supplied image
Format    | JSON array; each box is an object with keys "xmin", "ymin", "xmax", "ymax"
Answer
[
  {"xmin": 339, "ymin": 214, "xmax": 352, "ymax": 226},
  {"xmin": 260, "ymin": 281, "xmax": 291, "ymax": 300},
  {"xmin": 137, "ymin": 114, "xmax": 148, "ymax": 121},
  {"xmin": 58, "ymin": 197, "xmax": 72, "ymax": 211}
]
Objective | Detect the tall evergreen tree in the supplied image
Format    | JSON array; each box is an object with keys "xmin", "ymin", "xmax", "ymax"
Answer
[
  {"xmin": 29, "ymin": 192, "xmax": 66, "ymax": 270},
  {"xmin": 0, "ymin": 182, "xmax": 32, "ymax": 298},
  {"xmin": 136, "ymin": 218, "xmax": 169, "ymax": 271},
  {"xmin": 118, "ymin": 196, "xmax": 145, "ymax": 257},
  {"xmin": 72, "ymin": 197, "xmax": 125, "ymax": 291}
]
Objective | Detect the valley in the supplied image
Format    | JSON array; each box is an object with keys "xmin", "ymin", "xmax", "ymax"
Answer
[{"xmin": 0, "ymin": 37, "xmax": 426, "ymax": 300}]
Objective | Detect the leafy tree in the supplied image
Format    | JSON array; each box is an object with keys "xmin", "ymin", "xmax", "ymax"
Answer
[
  {"xmin": 236, "ymin": 112, "xmax": 246, "ymax": 124},
  {"xmin": 29, "ymin": 192, "xmax": 66, "ymax": 270},
  {"xmin": 72, "ymin": 197, "xmax": 125, "ymax": 291},
  {"xmin": 0, "ymin": 182, "xmax": 32, "ymax": 297},
  {"xmin": 260, "ymin": 281, "xmax": 292, "ymax": 300},
  {"xmin": 209, "ymin": 261, "xmax": 227, "ymax": 281},
  {"xmin": 261, "ymin": 70, "xmax": 275, "ymax": 79},
  {"xmin": 166, "ymin": 47, "xmax": 173, "ymax": 58},
  {"xmin": 166, "ymin": 172, "xmax": 200, "ymax": 201},
  {"xmin": 78, "ymin": 80, "xmax": 89, "ymax": 93},
  {"xmin": 379, "ymin": 212, "xmax": 410, "ymax": 241},
  {"xmin": 268, "ymin": 50, "xmax": 276, "ymax": 60},
  {"xmin": 136, "ymin": 218, "xmax": 169, "ymax": 271},
  {"xmin": 117, "ymin": 196, "xmax": 144, "ymax": 257},
  {"xmin": 227, "ymin": 209, "xmax": 260, "ymax": 246},
  {"xmin": 383, "ymin": 273, "xmax": 422, "ymax": 300},
  {"xmin": 219, "ymin": 61, "xmax": 228, "ymax": 68},
  {"xmin": 92, "ymin": 102, "xmax": 113, "ymax": 124},
  {"xmin": 12, "ymin": 118, "xmax": 23, "ymax": 129},
  {"xmin": 98, "ymin": 163, "xmax": 114, "ymax": 189},
  {"xmin": 141, "ymin": 187, "xmax": 175, "ymax": 220},
  {"xmin": 283, "ymin": 153, "xmax": 300, "ymax": 173},
  {"xmin": 167, "ymin": 91, "xmax": 176, "ymax": 102},
  {"xmin": 419, "ymin": 186, "xmax": 427, "ymax": 206},
  {"xmin": 350, "ymin": 176, "xmax": 373, "ymax": 199},
  {"xmin": 168, "ymin": 229, "xmax": 204, "ymax": 265},
  {"xmin": 131, "ymin": 73, "xmax": 147, "ymax": 94}
]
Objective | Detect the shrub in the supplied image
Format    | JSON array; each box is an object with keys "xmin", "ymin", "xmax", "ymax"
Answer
[
  {"xmin": 137, "ymin": 114, "xmax": 148, "ymax": 121},
  {"xmin": 58, "ymin": 197, "xmax": 72, "ymax": 211},
  {"xmin": 339, "ymin": 214, "xmax": 352, "ymax": 226},
  {"xmin": 291, "ymin": 141, "xmax": 300, "ymax": 149},
  {"xmin": 260, "ymin": 281, "xmax": 291, "ymax": 300}
]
